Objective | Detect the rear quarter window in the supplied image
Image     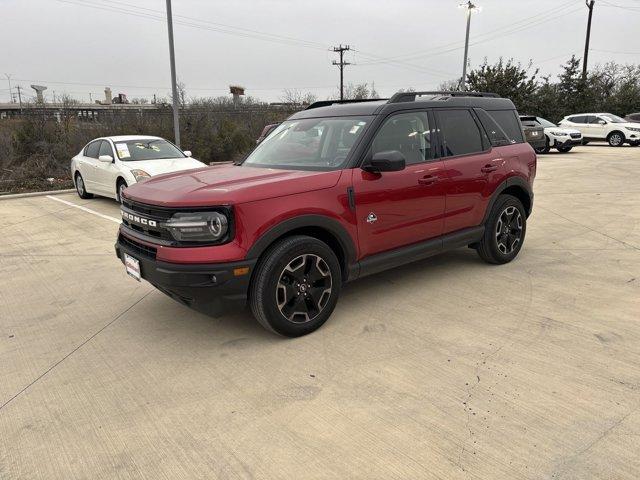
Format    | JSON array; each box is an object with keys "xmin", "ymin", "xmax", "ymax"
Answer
[{"xmin": 487, "ymin": 110, "xmax": 524, "ymax": 144}]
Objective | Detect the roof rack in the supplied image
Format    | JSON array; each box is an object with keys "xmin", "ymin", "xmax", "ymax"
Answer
[
  {"xmin": 388, "ymin": 91, "xmax": 500, "ymax": 103},
  {"xmin": 305, "ymin": 98, "xmax": 387, "ymax": 110}
]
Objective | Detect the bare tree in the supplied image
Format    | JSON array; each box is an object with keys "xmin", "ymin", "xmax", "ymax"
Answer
[{"xmin": 280, "ymin": 89, "xmax": 317, "ymax": 106}]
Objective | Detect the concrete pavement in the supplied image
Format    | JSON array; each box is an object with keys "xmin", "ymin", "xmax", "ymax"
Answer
[{"xmin": 1, "ymin": 145, "xmax": 639, "ymax": 479}]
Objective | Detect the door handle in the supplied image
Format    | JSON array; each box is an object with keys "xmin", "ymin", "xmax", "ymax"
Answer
[
  {"xmin": 481, "ymin": 164, "xmax": 498, "ymax": 173},
  {"xmin": 418, "ymin": 175, "xmax": 438, "ymax": 186}
]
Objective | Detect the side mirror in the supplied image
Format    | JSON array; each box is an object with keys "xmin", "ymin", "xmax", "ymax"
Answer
[
  {"xmin": 597, "ymin": 120, "xmax": 606, "ymax": 125},
  {"xmin": 363, "ymin": 150, "xmax": 406, "ymax": 173},
  {"xmin": 183, "ymin": 150, "xmax": 192, "ymax": 157},
  {"xmin": 98, "ymin": 155, "xmax": 113, "ymax": 163}
]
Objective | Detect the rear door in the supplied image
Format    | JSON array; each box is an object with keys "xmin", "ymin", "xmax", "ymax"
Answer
[
  {"xmin": 79, "ymin": 140, "xmax": 101, "ymax": 191},
  {"xmin": 436, "ymin": 108, "xmax": 506, "ymax": 234},
  {"xmin": 352, "ymin": 110, "xmax": 447, "ymax": 258}
]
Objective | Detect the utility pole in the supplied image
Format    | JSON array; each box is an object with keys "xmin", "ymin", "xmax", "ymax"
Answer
[
  {"xmin": 332, "ymin": 45, "xmax": 351, "ymax": 100},
  {"xmin": 459, "ymin": 1, "xmax": 479, "ymax": 91},
  {"xmin": 4, "ymin": 74, "xmax": 13, "ymax": 103},
  {"xmin": 16, "ymin": 85, "xmax": 22, "ymax": 112},
  {"xmin": 165, "ymin": 0, "xmax": 181, "ymax": 147},
  {"xmin": 583, "ymin": 0, "xmax": 595, "ymax": 79}
]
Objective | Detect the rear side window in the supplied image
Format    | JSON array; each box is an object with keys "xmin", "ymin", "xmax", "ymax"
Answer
[
  {"xmin": 475, "ymin": 109, "xmax": 511, "ymax": 146},
  {"xmin": 84, "ymin": 141, "xmax": 101, "ymax": 158},
  {"xmin": 435, "ymin": 109, "xmax": 485, "ymax": 157},
  {"xmin": 487, "ymin": 110, "xmax": 524, "ymax": 144}
]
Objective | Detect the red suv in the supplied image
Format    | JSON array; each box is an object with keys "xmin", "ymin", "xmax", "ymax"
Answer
[{"xmin": 116, "ymin": 91, "xmax": 535, "ymax": 337}]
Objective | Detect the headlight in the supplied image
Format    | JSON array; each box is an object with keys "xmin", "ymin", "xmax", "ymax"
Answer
[
  {"xmin": 625, "ymin": 126, "xmax": 640, "ymax": 132},
  {"xmin": 550, "ymin": 131, "xmax": 567, "ymax": 136},
  {"xmin": 163, "ymin": 211, "xmax": 229, "ymax": 243},
  {"xmin": 131, "ymin": 169, "xmax": 151, "ymax": 182}
]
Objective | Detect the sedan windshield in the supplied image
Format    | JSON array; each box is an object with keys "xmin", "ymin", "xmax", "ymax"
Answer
[
  {"xmin": 114, "ymin": 138, "xmax": 185, "ymax": 161},
  {"xmin": 243, "ymin": 117, "xmax": 370, "ymax": 170}
]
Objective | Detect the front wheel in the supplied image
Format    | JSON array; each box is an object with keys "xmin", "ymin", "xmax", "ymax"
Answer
[
  {"xmin": 476, "ymin": 194, "xmax": 527, "ymax": 265},
  {"xmin": 557, "ymin": 146, "xmax": 572, "ymax": 153},
  {"xmin": 249, "ymin": 235, "xmax": 342, "ymax": 337},
  {"xmin": 608, "ymin": 132, "xmax": 625, "ymax": 147},
  {"xmin": 116, "ymin": 179, "xmax": 128, "ymax": 203},
  {"xmin": 534, "ymin": 138, "xmax": 550, "ymax": 154}
]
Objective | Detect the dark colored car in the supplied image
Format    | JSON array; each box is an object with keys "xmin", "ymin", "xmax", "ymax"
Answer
[
  {"xmin": 519, "ymin": 116, "xmax": 546, "ymax": 150},
  {"xmin": 116, "ymin": 91, "xmax": 536, "ymax": 337},
  {"xmin": 256, "ymin": 123, "xmax": 280, "ymax": 144}
]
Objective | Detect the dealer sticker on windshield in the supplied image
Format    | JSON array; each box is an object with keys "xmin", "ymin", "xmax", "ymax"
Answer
[
  {"xmin": 124, "ymin": 253, "xmax": 141, "ymax": 281},
  {"xmin": 115, "ymin": 143, "xmax": 131, "ymax": 159}
]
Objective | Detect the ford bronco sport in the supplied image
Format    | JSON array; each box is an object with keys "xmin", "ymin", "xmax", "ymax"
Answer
[{"xmin": 116, "ymin": 91, "xmax": 536, "ymax": 337}]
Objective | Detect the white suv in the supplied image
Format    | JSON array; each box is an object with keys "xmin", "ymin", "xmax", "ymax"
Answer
[{"xmin": 559, "ymin": 113, "xmax": 640, "ymax": 147}]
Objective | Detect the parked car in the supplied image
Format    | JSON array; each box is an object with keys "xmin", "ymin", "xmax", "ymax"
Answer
[
  {"xmin": 71, "ymin": 136, "xmax": 206, "ymax": 202},
  {"xmin": 519, "ymin": 115, "xmax": 582, "ymax": 153},
  {"xmin": 558, "ymin": 113, "xmax": 640, "ymax": 147},
  {"xmin": 256, "ymin": 123, "xmax": 280, "ymax": 144},
  {"xmin": 518, "ymin": 116, "xmax": 546, "ymax": 151},
  {"xmin": 115, "ymin": 91, "xmax": 536, "ymax": 337},
  {"xmin": 625, "ymin": 112, "xmax": 640, "ymax": 124}
]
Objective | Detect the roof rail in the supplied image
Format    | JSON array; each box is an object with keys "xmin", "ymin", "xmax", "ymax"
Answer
[
  {"xmin": 388, "ymin": 91, "xmax": 500, "ymax": 103},
  {"xmin": 305, "ymin": 98, "xmax": 387, "ymax": 110}
]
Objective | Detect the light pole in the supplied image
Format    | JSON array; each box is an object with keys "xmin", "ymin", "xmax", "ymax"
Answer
[
  {"xmin": 165, "ymin": 0, "xmax": 181, "ymax": 148},
  {"xmin": 459, "ymin": 1, "xmax": 480, "ymax": 91}
]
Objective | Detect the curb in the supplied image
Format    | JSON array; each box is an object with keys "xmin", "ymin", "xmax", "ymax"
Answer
[{"xmin": 0, "ymin": 189, "xmax": 75, "ymax": 200}]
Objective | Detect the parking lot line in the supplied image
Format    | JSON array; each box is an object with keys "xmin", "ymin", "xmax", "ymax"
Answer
[{"xmin": 46, "ymin": 195, "xmax": 121, "ymax": 224}]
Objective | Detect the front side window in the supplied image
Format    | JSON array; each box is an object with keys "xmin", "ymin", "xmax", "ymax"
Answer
[
  {"xmin": 487, "ymin": 110, "xmax": 525, "ymax": 144},
  {"xmin": 114, "ymin": 138, "xmax": 185, "ymax": 161},
  {"xmin": 243, "ymin": 117, "xmax": 370, "ymax": 170},
  {"xmin": 436, "ymin": 109, "xmax": 485, "ymax": 157},
  {"xmin": 98, "ymin": 141, "xmax": 113, "ymax": 158},
  {"xmin": 370, "ymin": 112, "xmax": 433, "ymax": 165}
]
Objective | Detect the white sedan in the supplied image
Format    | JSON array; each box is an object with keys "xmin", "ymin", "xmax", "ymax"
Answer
[{"xmin": 70, "ymin": 135, "xmax": 206, "ymax": 202}]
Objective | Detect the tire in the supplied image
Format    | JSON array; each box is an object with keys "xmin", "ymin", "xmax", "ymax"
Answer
[
  {"xmin": 74, "ymin": 172, "xmax": 93, "ymax": 199},
  {"xmin": 607, "ymin": 131, "xmax": 625, "ymax": 147},
  {"xmin": 557, "ymin": 146, "xmax": 572, "ymax": 153},
  {"xmin": 630, "ymin": 141, "xmax": 639, "ymax": 147},
  {"xmin": 249, "ymin": 235, "xmax": 342, "ymax": 337},
  {"xmin": 534, "ymin": 137, "xmax": 550, "ymax": 154},
  {"xmin": 116, "ymin": 179, "xmax": 128, "ymax": 203},
  {"xmin": 476, "ymin": 194, "xmax": 527, "ymax": 265}
]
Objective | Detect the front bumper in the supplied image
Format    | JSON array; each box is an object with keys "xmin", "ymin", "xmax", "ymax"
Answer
[
  {"xmin": 551, "ymin": 135, "xmax": 582, "ymax": 147},
  {"xmin": 115, "ymin": 232, "xmax": 255, "ymax": 316}
]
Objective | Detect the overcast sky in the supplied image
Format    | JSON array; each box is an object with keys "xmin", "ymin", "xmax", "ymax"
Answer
[{"xmin": 2, "ymin": 0, "xmax": 639, "ymax": 103}]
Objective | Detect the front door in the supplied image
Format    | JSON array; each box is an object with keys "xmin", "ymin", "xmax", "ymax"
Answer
[
  {"xmin": 352, "ymin": 110, "xmax": 447, "ymax": 258},
  {"xmin": 435, "ymin": 108, "xmax": 506, "ymax": 233},
  {"xmin": 78, "ymin": 140, "xmax": 101, "ymax": 192},
  {"xmin": 93, "ymin": 140, "xmax": 119, "ymax": 197}
]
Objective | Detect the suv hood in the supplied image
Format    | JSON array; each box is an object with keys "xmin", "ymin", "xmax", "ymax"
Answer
[
  {"xmin": 123, "ymin": 162, "xmax": 343, "ymax": 206},
  {"xmin": 123, "ymin": 157, "xmax": 206, "ymax": 177}
]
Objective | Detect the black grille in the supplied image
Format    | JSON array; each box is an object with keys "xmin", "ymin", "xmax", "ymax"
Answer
[
  {"xmin": 570, "ymin": 133, "xmax": 581, "ymax": 139},
  {"xmin": 119, "ymin": 234, "xmax": 157, "ymax": 259},
  {"xmin": 121, "ymin": 200, "xmax": 174, "ymax": 241}
]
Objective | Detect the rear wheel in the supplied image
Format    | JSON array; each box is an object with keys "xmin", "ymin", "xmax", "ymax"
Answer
[
  {"xmin": 557, "ymin": 146, "xmax": 572, "ymax": 153},
  {"xmin": 74, "ymin": 172, "xmax": 93, "ymax": 199},
  {"xmin": 249, "ymin": 235, "xmax": 341, "ymax": 337},
  {"xmin": 607, "ymin": 131, "xmax": 625, "ymax": 147},
  {"xmin": 476, "ymin": 194, "xmax": 527, "ymax": 265}
]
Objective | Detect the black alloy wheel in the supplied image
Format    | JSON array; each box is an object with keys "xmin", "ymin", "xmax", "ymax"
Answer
[
  {"xmin": 276, "ymin": 254, "xmax": 332, "ymax": 323},
  {"xmin": 495, "ymin": 206, "xmax": 523, "ymax": 255}
]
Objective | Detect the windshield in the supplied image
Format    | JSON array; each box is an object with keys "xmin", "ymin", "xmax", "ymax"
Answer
[
  {"xmin": 536, "ymin": 117, "xmax": 557, "ymax": 128},
  {"xmin": 600, "ymin": 113, "xmax": 626, "ymax": 123},
  {"xmin": 114, "ymin": 138, "xmax": 185, "ymax": 161},
  {"xmin": 243, "ymin": 117, "xmax": 370, "ymax": 170}
]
